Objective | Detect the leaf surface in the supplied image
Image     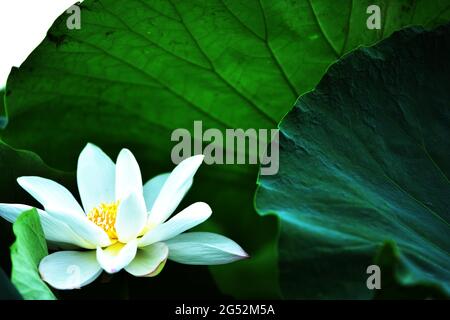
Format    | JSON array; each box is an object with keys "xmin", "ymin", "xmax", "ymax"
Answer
[
  {"xmin": 256, "ymin": 24, "xmax": 450, "ymax": 298},
  {"xmin": 11, "ymin": 209, "xmax": 56, "ymax": 300}
]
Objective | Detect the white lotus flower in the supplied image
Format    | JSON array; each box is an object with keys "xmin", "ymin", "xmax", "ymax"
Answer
[{"xmin": 0, "ymin": 144, "xmax": 248, "ymax": 289}]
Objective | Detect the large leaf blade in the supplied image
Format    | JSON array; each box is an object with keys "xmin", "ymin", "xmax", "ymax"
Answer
[{"xmin": 256, "ymin": 24, "xmax": 450, "ymax": 299}]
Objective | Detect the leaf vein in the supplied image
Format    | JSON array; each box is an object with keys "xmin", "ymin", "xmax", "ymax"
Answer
[
  {"xmin": 168, "ymin": 0, "xmax": 277, "ymax": 126},
  {"xmin": 62, "ymin": 34, "xmax": 231, "ymax": 129},
  {"xmin": 306, "ymin": 0, "xmax": 340, "ymax": 58}
]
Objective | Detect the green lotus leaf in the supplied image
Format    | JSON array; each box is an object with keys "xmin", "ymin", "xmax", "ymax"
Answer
[
  {"xmin": 256, "ymin": 24, "xmax": 450, "ymax": 299},
  {"xmin": 11, "ymin": 209, "xmax": 56, "ymax": 300}
]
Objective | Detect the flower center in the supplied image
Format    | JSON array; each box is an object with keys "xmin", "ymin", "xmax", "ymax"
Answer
[{"xmin": 87, "ymin": 201, "xmax": 120, "ymax": 240}]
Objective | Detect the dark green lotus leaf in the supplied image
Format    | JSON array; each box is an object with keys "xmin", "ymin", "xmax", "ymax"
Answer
[
  {"xmin": 0, "ymin": 267, "xmax": 22, "ymax": 300},
  {"xmin": 0, "ymin": 140, "xmax": 70, "ymax": 277},
  {"xmin": 3, "ymin": 0, "xmax": 450, "ymax": 298},
  {"xmin": 0, "ymin": 140, "xmax": 70, "ymax": 203},
  {"xmin": 0, "ymin": 90, "xmax": 6, "ymax": 129},
  {"xmin": 373, "ymin": 241, "xmax": 448, "ymax": 299},
  {"xmin": 256, "ymin": 24, "xmax": 450, "ymax": 299},
  {"xmin": 0, "ymin": 140, "xmax": 66, "ymax": 300}
]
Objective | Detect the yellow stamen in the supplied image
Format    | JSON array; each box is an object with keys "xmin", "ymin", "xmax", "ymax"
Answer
[{"xmin": 87, "ymin": 201, "xmax": 120, "ymax": 240}]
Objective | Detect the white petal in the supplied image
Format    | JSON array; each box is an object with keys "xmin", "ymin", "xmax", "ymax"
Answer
[
  {"xmin": 115, "ymin": 149, "xmax": 142, "ymax": 201},
  {"xmin": 39, "ymin": 211, "xmax": 96, "ymax": 249},
  {"xmin": 0, "ymin": 203, "xmax": 32, "ymax": 223},
  {"xmin": 0, "ymin": 203, "xmax": 94, "ymax": 249},
  {"xmin": 16, "ymin": 176, "xmax": 110, "ymax": 246},
  {"xmin": 166, "ymin": 232, "xmax": 249, "ymax": 265},
  {"xmin": 77, "ymin": 143, "xmax": 115, "ymax": 214},
  {"xmin": 125, "ymin": 242, "xmax": 168, "ymax": 277},
  {"xmin": 17, "ymin": 176, "xmax": 84, "ymax": 216},
  {"xmin": 139, "ymin": 202, "xmax": 211, "ymax": 247},
  {"xmin": 96, "ymin": 240, "xmax": 137, "ymax": 274},
  {"xmin": 115, "ymin": 193, "xmax": 147, "ymax": 243},
  {"xmin": 148, "ymin": 155, "xmax": 203, "ymax": 225},
  {"xmin": 142, "ymin": 173, "xmax": 169, "ymax": 211},
  {"xmin": 46, "ymin": 208, "xmax": 111, "ymax": 247},
  {"xmin": 39, "ymin": 250, "xmax": 102, "ymax": 290}
]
